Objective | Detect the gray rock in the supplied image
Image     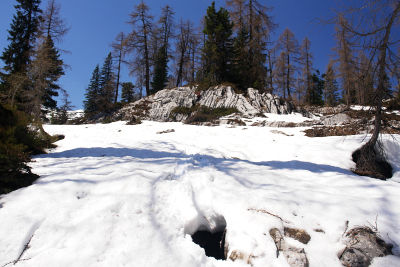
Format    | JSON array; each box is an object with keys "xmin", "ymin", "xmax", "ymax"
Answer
[
  {"xmin": 269, "ymin": 228, "xmax": 309, "ymax": 267},
  {"xmin": 321, "ymin": 113, "xmax": 352, "ymax": 126},
  {"xmin": 115, "ymin": 86, "xmax": 294, "ymax": 123},
  {"xmin": 339, "ymin": 227, "xmax": 393, "ymax": 267}
]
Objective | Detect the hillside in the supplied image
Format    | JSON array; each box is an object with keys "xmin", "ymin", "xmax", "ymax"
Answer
[{"xmin": 0, "ymin": 116, "xmax": 399, "ymax": 267}]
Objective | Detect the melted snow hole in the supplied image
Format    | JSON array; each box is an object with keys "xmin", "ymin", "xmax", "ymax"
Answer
[{"xmin": 185, "ymin": 212, "xmax": 227, "ymax": 260}]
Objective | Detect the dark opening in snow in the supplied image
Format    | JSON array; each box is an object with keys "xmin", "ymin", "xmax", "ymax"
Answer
[{"xmin": 191, "ymin": 228, "xmax": 226, "ymax": 260}]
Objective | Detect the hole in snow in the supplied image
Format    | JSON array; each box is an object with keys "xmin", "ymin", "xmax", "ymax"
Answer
[
  {"xmin": 185, "ymin": 212, "xmax": 227, "ymax": 260},
  {"xmin": 192, "ymin": 228, "xmax": 226, "ymax": 260}
]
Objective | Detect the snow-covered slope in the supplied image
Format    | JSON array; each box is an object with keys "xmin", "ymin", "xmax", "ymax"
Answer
[{"xmin": 0, "ymin": 119, "xmax": 399, "ymax": 266}]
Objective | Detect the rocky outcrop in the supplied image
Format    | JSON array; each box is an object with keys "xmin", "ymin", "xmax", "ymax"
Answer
[{"xmin": 115, "ymin": 85, "xmax": 294, "ymax": 123}]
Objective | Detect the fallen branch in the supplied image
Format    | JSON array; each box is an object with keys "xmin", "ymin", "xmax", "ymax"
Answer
[{"xmin": 248, "ymin": 208, "xmax": 291, "ymax": 224}]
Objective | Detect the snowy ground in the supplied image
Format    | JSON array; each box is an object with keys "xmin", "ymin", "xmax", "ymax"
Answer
[{"xmin": 1, "ymin": 118, "xmax": 400, "ymax": 267}]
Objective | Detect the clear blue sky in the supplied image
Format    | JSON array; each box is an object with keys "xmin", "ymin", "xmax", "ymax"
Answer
[{"xmin": 0, "ymin": 0, "xmax": 340, "ymax": 109}]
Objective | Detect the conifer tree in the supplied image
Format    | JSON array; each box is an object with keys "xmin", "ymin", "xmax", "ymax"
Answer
[
  {"xmin": 84, "ymin": 65, "xmax": 100, "ymax": 116},
  {"xmin": 151, "ymin": 5, "xmax": 174, "ymax": 94},
  {"xmin": 112, "ymin": 32, "xmax": 126, "ymax": 104},
  {"xmin": 323, "ymin": 60, "xmax": 339, "ymax": 106},
  {"xmin": 309, "ymin": 71, "xmax": 324, "ymax": 105},
  {"xmin": 127, "ymin": 1, "xmax": 153, "ymax": 97},
  {"xmin": 121, "ymin": 82, "xmax": 136, "ymax": 103},
  {"xmin": 98, "ymin": 53, "xmax": 115, "ymax": 113},
  {"xmin": 1, "ymin": 0, "xmax": 42, "ymax": 75},
  {"xmin": 299, "ymin": 38, "xmax": 314, "ymax": 105},
  {"xmin": 28, "ymin": 36, "xmax": 64, "ymax": 119},
  {"xmin": 1, "ymin": 0, "xmax": 42, "ymax": 109},
  {"xmin": 335, "ymin": 15, "xmax": 356, "ymax": 106},
  {"xmin": 202, "ymin": 2, "xmax": 234, "ymax": 84},
  {"xmin": 275, "ymin": 28, "xmax": 299, "ymax": 99},
  {"xmin": 40, "ymin": 0, "xmax": 68, "ymax": 42}
]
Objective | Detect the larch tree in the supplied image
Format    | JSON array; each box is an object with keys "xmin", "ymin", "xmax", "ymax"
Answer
[
  {"xmin": 151, "ymin": 5, "xmax": 175, "ymax": 94},
  {"xmin": 39, "ymin": 0, "xmax": 68, "ymax": 42},
  {"xmin": 341, "ymin": 0, "xmax": 400, "ymax": 179},
  {"xmin": 36, "ymin": 0, "xmax": 68, "ymax": 114},
  {"xmin": 335, "ymin": 14, "xmax": 356, "ymax": 106},
  {"xmin": 299, "ymin": 37, "xmax": 313, "ymax": 105},
  {"xmin": 127, "ymin": 1, "xmax": 153, "ymax": 97},
  {"xmin": 175, "ymin": 19, "xmax": 191, "ymax": 87},
  {"xmin": 274, "ymin": 51, "xmax": 287, "ymax": 98},
  {"xmin": 112, "ymin": 32, "xmax": 127, "ymax": 104},
  {"xmin": 276, "ymin": 28, "xmax": 299, "ymax": 99}
]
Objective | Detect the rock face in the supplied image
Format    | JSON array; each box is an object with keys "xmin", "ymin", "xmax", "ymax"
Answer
[
  {"xmin": 115, "ymin": 86, "xmax": 294, "ymax": 123},
  {"xmin": 339, "ymin": 227, "xmax": 393, "ymax": 267}
]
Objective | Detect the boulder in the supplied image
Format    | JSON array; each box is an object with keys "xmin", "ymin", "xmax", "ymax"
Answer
[
  {"xmin": 339, "ymin": 227, "xmax": 393, "ymax": 267},
  {"xmin": 269, "ymin": 228, "xmax": 309, "ymax": 267}
]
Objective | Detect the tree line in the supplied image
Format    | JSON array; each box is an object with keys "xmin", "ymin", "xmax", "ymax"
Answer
[
  {"xmin": 0, "ymin": 0, "xmax": 68, "ymax": 193},
  {"xmin": 83, "ymin": 0, "xmax": 400, "ymax": 118}
]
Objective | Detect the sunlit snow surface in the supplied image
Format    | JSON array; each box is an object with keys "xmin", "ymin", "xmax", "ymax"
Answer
[{"xmin": 0, "ymin": 119, "xmax": 399, "ymax": 267}]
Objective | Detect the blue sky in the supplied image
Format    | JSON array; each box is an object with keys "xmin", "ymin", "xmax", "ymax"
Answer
[{"xmin": 0, "ymin": 0, "xmax": 339, "ymax": 109}]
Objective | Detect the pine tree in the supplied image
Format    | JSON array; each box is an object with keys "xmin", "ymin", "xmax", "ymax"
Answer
[
  {"xmin": 151, "ymin": 5, "xmax": 174, "ymax": 94},
  {"xmin": 98, "ymin": 53, "xmax": 115, "ymax": 114},
  {"xmin": 227, "ymin": 0, "xmax": 276, "ymax": 90},
  {"xmin": 1, "ymin": 0, "xmax": 42, "ymax": 75},
  {"xmin": 323, "ymin": 60, "xmax": 339, "ymax": 106},
  {"xmin": 121, "ymin": 82, "xmax": 137, "ymax": 103},
  {"xmin": 309, "ymin": 71, "xmax": 324, "ymax": 105},
  {"xmin": 27, "ymin": 36, "xmax": 64, "ymax": 120},
  {"xmin": 202, "ymin": 2, "xmax": 234, "ymax": 84},
  {"xmin": 84, "ymin": 65, "xmax": 100, "ymax": 116}
]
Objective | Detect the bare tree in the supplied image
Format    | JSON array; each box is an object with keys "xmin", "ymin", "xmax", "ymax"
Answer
[
  {"xmin": 335, "ymin": 14, "xmax": 356, "ymax": 106},
  {"xmin": 40, "ymin": 0, "xmax": 69, "ymax": 42},
  {"xmin": 127, "ymin": 1, "xmax": 153, "ymax": 96},
  {"xmin": 275, "ymin": 28, "xmax": 299, "ymax": 99},
  {"xmin": 112, "ymin": 32, "xmax": 127, "ymax": 103},
  {"xmin": 341, "ymin": 0, "xmax": 400, "ymax": 179},
  {"xmin": 299, "ymin": 37, "xmax": 314, "ymax": 104},
  {"xmin": 175, "ymin": 20, "xmax": 192, "ymax": 87}
]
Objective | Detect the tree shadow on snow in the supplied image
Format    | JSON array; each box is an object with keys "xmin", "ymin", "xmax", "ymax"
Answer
[{"xmin": 38, "ymin": 146, "xmax": 352, "ymax": 177}]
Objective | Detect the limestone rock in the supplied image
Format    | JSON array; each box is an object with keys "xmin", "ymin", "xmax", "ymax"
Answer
[
  {"xmin": 269, "ymin": 228, "xmax": 309, "ymax": 267},
  {"xmin": 321, "ymin": 113, "xmax": 352, "ymax": 126},
  {"xmin": 115, "ymin": 86, "xmax": 294, "ymax": 123},
  {"xmin": 339, "ymin": 227, "xmax": 393, "ymax": 267}
]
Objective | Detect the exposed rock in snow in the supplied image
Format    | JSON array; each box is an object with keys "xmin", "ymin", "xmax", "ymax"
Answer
[
  {"xmin": 339, "ymin": 227, "xmax": 393, "ymax": 267},
  {"xmin": 270, "ymin": 228, "xmax": 309, "ymax": 267},
  {"xmin": 321, "ymin": 113, "xmax": 352, "ymax": 126},
  {"xmin": 115, "ymin": 85, "xmax": 294, "ymax": 123}
]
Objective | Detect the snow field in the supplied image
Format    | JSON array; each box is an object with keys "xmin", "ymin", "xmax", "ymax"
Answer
[{"xmin": 0, "ymin": 120, "xmax": 399, "ymax": 267}]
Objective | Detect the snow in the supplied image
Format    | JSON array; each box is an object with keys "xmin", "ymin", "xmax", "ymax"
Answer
[{"xmin": 0, "ymin": 118, "xmax": 399, "ymax": 267}]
